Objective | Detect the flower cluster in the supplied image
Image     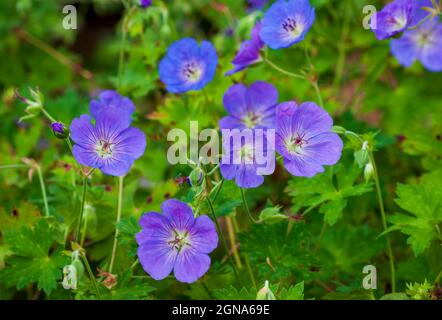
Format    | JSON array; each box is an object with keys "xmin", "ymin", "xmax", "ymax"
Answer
[
  {"xmin": 372, "ymin": 0, "xmax": 442, "ymax": 72},
  {"xmin": 219, "ymin": 82, "xmax": 343, "ymax": 188},
  {"xmin": 70, "ymin": 90, "xmax": 146, "ymax": 176}
]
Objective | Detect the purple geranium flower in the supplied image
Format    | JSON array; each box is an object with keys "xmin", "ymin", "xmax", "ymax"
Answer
[
  {"xmin": 260, "ymin": 0, "xmax": 315, "ymax": 49},
  {"xmin": 159, "ymin": 38, "xmax": 218, "ymax": 94},
  {"xmin": 220, "ymin": 129, "xmax": 275, "ymax": 188},
  {"xmin": 140, "ymin": 0, "xmax": 152, "ymax": 7},
  {"xmin": 90, "ymin": 90, "xmax": 135, "ymax": 120},
  {"xmin": 136, "ymin": 199, "xmax": 218, "ymax": 283},
  {"xmin": 70, "ymin": 93, "xmax": 146, "ymax": 176},
  {"xmin": 390, "ymin": 1, "xmax": 442, "ymax": 71},
  {"xmin": 225, "ymin": 22, "xmax": 265, "ymax": 76},
  {"xmin": 275, "ymin": 101, "xmax": 343, "ymax": 177},
  {"xmin": 247, "ymin": 0, "xmax": 269, "ymax": 11},
  {"xmin": 218, "ymin": 81, "xmax": 278, "ymax": 130},
  {"xmin": 371, "ymin": 0, "xmax": 414, "ymax": 40}
]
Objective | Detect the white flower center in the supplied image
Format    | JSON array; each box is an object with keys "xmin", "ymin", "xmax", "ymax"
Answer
[
  {"xmin": 95, "ymin": 140, "xmax": 115, "ymax": 159},
  {"xmin": 285, "ymin": 133, "xmax": 308, "ymax": 155},
  {"xmin": 168, "ymin": 230, "xmax": 190, "ymax": 252},
  {"xmin": 182, "ymin": 61, "xmax": 203, "ymax": 83},
  {"xmin": 282, "ymin": 16, "xmax": 304, "ymax": 39}
]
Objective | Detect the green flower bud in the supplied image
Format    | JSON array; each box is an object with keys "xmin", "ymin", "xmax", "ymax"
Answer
[
  {"xmin": 364, "ymin": 162, "xmax": 374, "ymax": 182},
  {"xmin": 256, "ymin": 280, "xmax": 276, "ymax": 300},
  {"xmin": 332, "ymin": 125, "xmax": 346, "ymax": 135},
  {"xmin": 189, "ymin": 167, "xmax": 204, "ymax": 187},
  {"xmin": 354, "ymin": 141, "xmax": 369, "ymax": 168}
]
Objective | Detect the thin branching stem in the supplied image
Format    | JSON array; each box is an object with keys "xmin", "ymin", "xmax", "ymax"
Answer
[
  {"xmin": 109, "ymin": 176, "xmax": 124, "ymax": 274},
  {"xmin": 80, "ymin": 252, "xmax": 102, "ymax": 300},
  {"xmin": 369, "ymin": 151, "xmax": 396, "ymax": 292}
]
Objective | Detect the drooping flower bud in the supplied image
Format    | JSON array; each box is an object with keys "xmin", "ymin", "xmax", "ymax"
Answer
[
  {"xmin": 189, "ymin": 167, "xmax": 204, "ymax": 187},
  {"xmin": 256, "ymin": 280, "xmax": 276, "ymax": 300},
  {"xmin": 364, "ymin": 162, "xmax": 374, "ymax": 183},
  {"xmin": 51, "ymin": 122, "xmax": 70, "ymax": 139},
  {"xmin": 354, "ymin": 141, "xmax": 369, "ymax": 168}
]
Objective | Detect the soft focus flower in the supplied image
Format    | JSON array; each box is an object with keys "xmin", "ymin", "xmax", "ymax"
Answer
[
  {"xmin": 275, "ymin": 101, "xmax": 343, "ymax": 177},
  {"xmin": 159, "ymin": 38, "xmax": 218, "ymax": 94},
  {"xmin": 220, "ymin": 129, "xmax": 274, "ymax": 188},
  {"xmin": 247, "ymin": 0, "xmax": 268, "ymax": 11},
  {"xmin": 390, "ymin": 1, "xmax": 442, "ymax": 71},
  {"xmin": 136, "ymin": 199, "xmax": 218, "ymax": 283},
  {"xmin": 225, "ymin": 23, "xmax": 265, "ymax": 76},
  {"xmin": 218, "ymin": 81, "xmax": 278, "ymax": 130},
  {"xmin": 371, "ymin": 0, "xmax": 415, "ymax": 40},
  {"xmin": 90, "ymin": 90, "xmax": 135, "ymax": 121},
  {"xmin": 70, "ymin": 93, "xmax": 146, "ymax": 176},
  {"xmin": 260, "ymin": 0, "xmax": 315, "ymax": 49},
  {"xmin": 140, "ymin": 0, "xmax": 152, "ymax": 7}
]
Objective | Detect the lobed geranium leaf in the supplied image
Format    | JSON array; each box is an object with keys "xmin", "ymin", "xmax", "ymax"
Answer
[
  {"xmin": 285, "ymin": 163, "xmax": 372, "ymax": 225},
  {"xmin": 388, "ymin": 170, "xmax": 442, "ymax": 256},
  {"xmin": 0, "ymin": 219, "xmax": 69, "ymax": 295}
]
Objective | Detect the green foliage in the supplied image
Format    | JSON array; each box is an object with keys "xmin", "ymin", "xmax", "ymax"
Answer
[
  {"xmin": 239, "ymin": 222, "xmax": 318, "ymax": 282},
  {"xmin": 0, "ymin": 219, "xmax": 69, "ymax": 295},
  {"xmin": 0, "ymin": 0, "xmax": 441, "ymax": 301},
  {"xmin": 116, "ymin": 216, "xmax": 141, "ymax": 258},
  {"xmin": 285, "ymin": 163, "xmax": 373, "ymax": 225},
  {"xmin": 405, "ymin": 280, "xmax": 433, "ymax": 300},
  {"xmin": 388, "ymin": 170, "xmax": 442, "ymax": 256}
]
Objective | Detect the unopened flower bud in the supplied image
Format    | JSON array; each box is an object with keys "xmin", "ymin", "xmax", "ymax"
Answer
[
  {"xmin": 354, "ymin": 141, "xmax": 369, "ymax": 168},
  {"xmin": 51, "ymin": 122, "xmax": 70, "ymax": 139},
  {"xmin": 189, "ymin": 167, "xmax": 204, "ymax": 187},
  {"xmin": 364, "ymin": 162, "xmax": 374, "ymax": 182},
  {"xmin": 332, "ymin": 125, "xmax": 346, "ymax": 135},
  {"xmin": 256, "ymin": 280, "xmax": 276, "ymax": 300}
]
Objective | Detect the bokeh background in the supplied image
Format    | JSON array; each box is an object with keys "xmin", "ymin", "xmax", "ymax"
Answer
[{"xmin": 0, "ymin": 0, "xmax": 441, "ymax": 300}]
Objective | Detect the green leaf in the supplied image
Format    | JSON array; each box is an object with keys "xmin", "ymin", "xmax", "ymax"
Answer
[
  {"xmin": 380, "ymin": 293, "xmax": 409, "ymax": 300},
  {"xmin": 278, "ymin": 282, "xmax": 304, "ymax": 300},
  {"xmin": 117, "ymin": 216, "xmax": 141, "ymax": 258},
  {"xmin": 388, "ymin": 170, "xmax": 442, "ymax": 256},
  {"xmin": 0, "ymin": 219, "xmax": 69, "ymax": 295},
  {"xmin": 258, "ymin": 205, "xmax": 288, "ymax": 224},
  {"xmin": 285, "ymin": 164, "xmax": 372, "ymax": 225},
  {"xmin": 213, "ymin": 286, "xmax": 258, "ymax": 300},
  {"xmin": 239, "ymin": 222, "xmax": 318, "ymax": 281}
]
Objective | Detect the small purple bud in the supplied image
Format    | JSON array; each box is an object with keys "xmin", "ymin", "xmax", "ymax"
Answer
[
  {"xmin": 140, "ymin": 0, "xmax": 152, "ymax": 8},
  {"xmin": 51, "ymin": 122, "xmax": 70, "ymax": 139}
]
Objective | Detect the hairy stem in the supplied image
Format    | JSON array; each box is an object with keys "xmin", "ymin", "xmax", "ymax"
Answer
[
  {"xmin": 206, "ymin": 196, "xmax": 242, "ymax": 285},
  {"xmin": 226, "ymin": 216, "xmax": 242, "ymax": 268},
  {"xmin": 35, "ymin": 164, "xmax": 50, "ymax": 217},
  {"xmin": 369, "ymin": 151, "xmax": 396, "ymax": 293},
  {"xmin": 109, "ymin": 176, "xmax": 124, "ymax": 274},
  {"xmin": 244, "ymin": 254, "xmax": 257, "ymax": 289},
  {"xmin": 264, "ymin": 58, "xmax": 305, "ymax": 79},
  {"xmin": 75, "ymin": 176, "xmax": 88, "ymax": 244},
  {"xmin": 240, "ymin": 188, "xmax": 258, "ymax": 223},
  {"xmin": 80, "ymin": 252, "xmax": 102, "ymax": 300},
  {"xmin": 117, "ymin": 3, "xmax": 129, "ymax": 91}
]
